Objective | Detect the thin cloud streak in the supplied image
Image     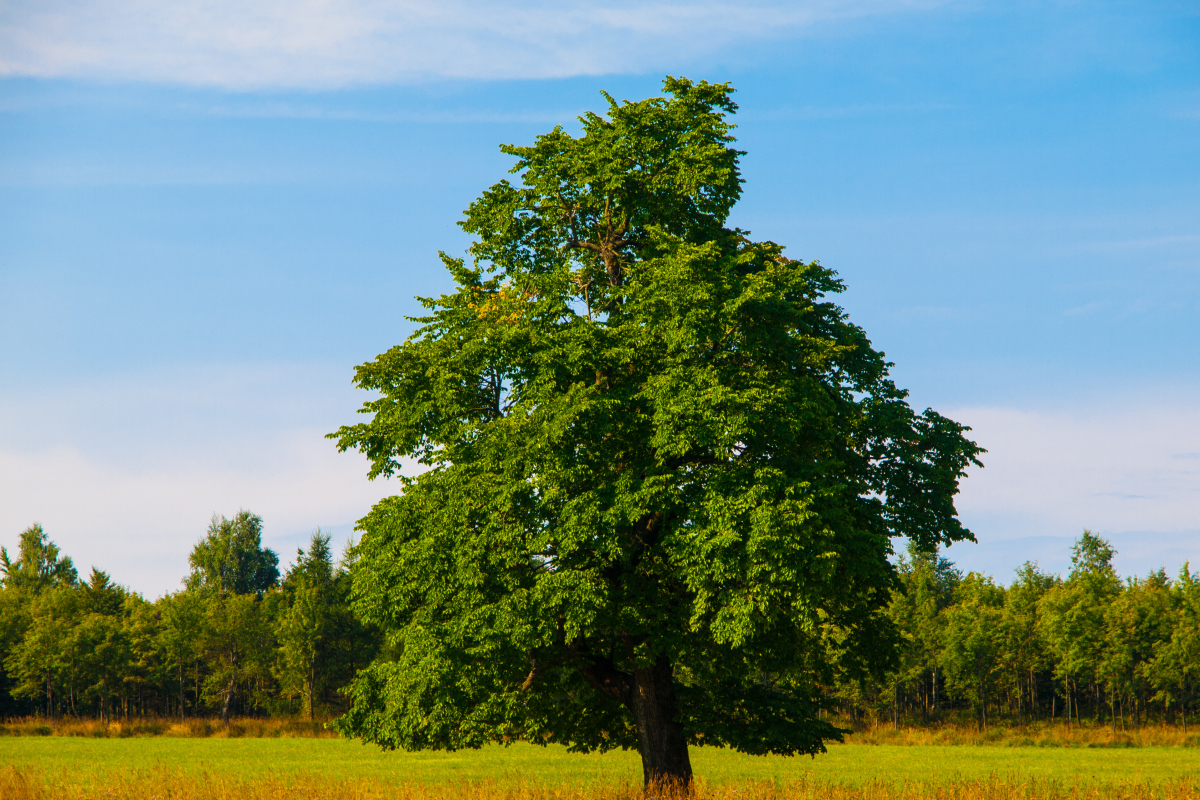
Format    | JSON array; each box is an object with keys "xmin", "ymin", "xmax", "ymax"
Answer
[
  {"xmin": 188, "ymin": 102, "xmax": 589, "ymax": 124},
  {"xmin": 0, "ymin": 362, "xmax": 408, "ymax": 598},
  {"xmin": 3, "ymin": 362, "xmax": 1199, "ymax": 595},
  {"xmin": 943, "ymin": 401, "xmax": 1200, "ymax": 580},
  {"xmin": 953, "ymin": 402, "xmax": 1200, "ymax": 536},
  {"xmin": 1080, "ymin": 234, "xmax": 1200, "ymax": 252},
  {"xmin": 0, "ymin": 437, "xmax": 401, "ymax": 599},
  {"xmin": 0, "ymin": 0, "xmax": 954, "ymax": 88}
]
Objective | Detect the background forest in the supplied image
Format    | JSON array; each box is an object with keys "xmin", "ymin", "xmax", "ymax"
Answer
[{"xmin": 0, "ymin": 517, "xmax": 1196, "ymax": 732}]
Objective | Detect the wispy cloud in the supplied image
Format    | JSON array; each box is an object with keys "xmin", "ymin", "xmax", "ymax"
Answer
[
  {"xmin": 740, "ymin": 102, "xmax": 962, "ymax": 122},
  {"xmin": 187, "ymin": 101, "xmax": 587, "ymax": 124},
  {"xmin": 4, "ymin": 362, "xmax": 1199, "ymax": 595},
  {"xmin": 0, "ymin": 362, "xmax": 409, "ymax": 597},
  {"xmin": 946, "ymin": 399, "xmax": 1200, "ymax": 578},
  {"xmin": 0, "ymin": 438, "xmax": 399, "ymax": 597},
  {"xmin": 1062, "ymin": 300, "xmax": 1108, "ymax": 316},
  {"xmin": 1081, "ymin": 234, "xmax": 1200, "ymax": 253},
  {"xmin": 953, "ymin": 401, "xmax": 1200, "ymax": 537},
  {"xmin": 0, "ymin": 0, "xmax": 953, "ymax": 89}
]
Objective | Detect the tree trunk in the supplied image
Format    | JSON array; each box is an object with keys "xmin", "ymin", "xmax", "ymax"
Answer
[
  {"xmin": 629, "ymin": 655, "xmax": 692, "ymax": 788},
  {"xmin": 221, "ymin": 652, "xmax": 239, "ymax": 726},
  {"xmin": 309, "ymin": 660, "xmax": 316, "ymax": 721},
  {"xmin": 221, "ymin": 682, "xmax": 234, "ymax": 725},
  {"xmin": 1032, "ymin": 671, "xmax": 1038, "ymax": 720}
]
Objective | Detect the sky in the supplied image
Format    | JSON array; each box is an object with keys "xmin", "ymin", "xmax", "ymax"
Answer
[{"xmin": 1, "ymin": 0, "xmax": 1198, "ymax": 598}]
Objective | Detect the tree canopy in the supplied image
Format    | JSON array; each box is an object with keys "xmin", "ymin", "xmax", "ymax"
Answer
[
  {"xmin": 330, "ymin": 76, "xmax": 983, "ymax": 785},
  {"xmin": 187, "ymin": 511, "xmax": 279, "ymax": 596},
  {"xmin": 1, "ymin": 523, "xmax": 78, "ymax": 593}
]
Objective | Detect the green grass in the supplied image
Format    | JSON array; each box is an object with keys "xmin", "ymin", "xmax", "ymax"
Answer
[{"xmin": 1, "ymin": 738, "xmax": 1197, "ymax": 789}]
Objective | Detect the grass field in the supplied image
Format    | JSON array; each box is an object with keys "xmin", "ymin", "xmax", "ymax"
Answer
[
  {"xmin": 3, "ymin": 719, "xmax": 1199, "ymax": 799},
  {"xmin": 2, "ymin": 738, "xmax": 1199, "ymax": 798}
]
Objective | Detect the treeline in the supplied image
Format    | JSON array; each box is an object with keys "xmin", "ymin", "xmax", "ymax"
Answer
[
  {"xmin": 0, "ymin": 513, "xmax": 375, "ymax": 722},
  {"xmin": 842, "ymin": 532, "xmax": 1200, "ymax": 730},
  {"xmin": 1, "ymin": 520, "xmax": 1197, "ymax": 730}
]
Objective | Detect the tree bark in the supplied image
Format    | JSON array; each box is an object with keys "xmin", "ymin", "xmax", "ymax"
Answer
[
  {"xmin": 309, "ymin": 660, "xmax": 316, "ymax": 721},
  {"xmin": 221, "ymin": 650, "xmax": 239, "ymax": 726},
  {"xmin": 221, "ymin": 682, "xmax": 234, "ymax": 725},
  {"xmin": 629, "ymin": 655, "xmax": 692, "ymax": 788}
]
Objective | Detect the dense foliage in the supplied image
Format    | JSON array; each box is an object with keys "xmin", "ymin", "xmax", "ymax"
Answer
[
  {"xmin": 327, "ymin": 77, "xmax": 981, "ymax": 785},
  {"xmin": 0, "ymin": 518, "xmax": 375, "ymax": 723},
  {"xmin": 852, "ymin": 532, "xmax": 1200, "ymax": 732},
  {"xmin": 0, "ymin": 522, "xmax": 1196, "ymax": 737}
]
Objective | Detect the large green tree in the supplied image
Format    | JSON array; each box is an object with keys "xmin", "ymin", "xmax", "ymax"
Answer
[{"xmin": 331, "ymin": 78, "xmax": 982, "ymax": 785}]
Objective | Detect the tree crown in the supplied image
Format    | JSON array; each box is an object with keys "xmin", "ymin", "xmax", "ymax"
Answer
[
  {"xmin": 187, "ymin": 511, "xmax": 279, "ymax": 596},
  {"xmin": 330, "ymin": 78, "xmax": 982, "ymax": 780},
  {"xmin": 1, "ymin": 524, "xmax": 78, "ymax": 593}
]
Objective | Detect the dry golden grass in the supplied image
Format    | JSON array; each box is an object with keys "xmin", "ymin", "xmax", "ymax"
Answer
[
  {"xmin": 3, "ymin": 715, "xmax": 1199, "ymax": 749},
  {"xmin": 1, "ymin": 767, "xmax": 1197, "ymax": 800},
  {"xmin": 0, "ymin": 716, "xmax": 337, "ymax": 739},
  {"xmin": 846, "ymin": 721, "xmax": 1200, "ymax": 748}
]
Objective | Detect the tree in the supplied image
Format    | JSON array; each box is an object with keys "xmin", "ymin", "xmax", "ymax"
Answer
[
  {"xmin": 886, "ymin": 544, "xmax": 961, "ymax": 723},
  {"xmin": 344, "ymin": 78, "xmax": 981, "ymax": 785},
  {"xmin": 1001, "ymin": 562, "xmax": 1056, "ymax": 723},
  {"xmin": 1039, "ymin": 531, "xmax": 1121, "ymax": 724},
  {"xmin": 187, "ymin": 511, "xmax": 279, "ymax": 596},
  {"xmin": 0, "ymin": 583, "xmax": 33, "ymax": 717},
  {"xmin": 185, "ymin": 511, "xmax": 279, "ymax": 723},
  {"xmin": 1100, "ymin": 570, "xmax": 1172, "ymax": 728},
  {"xmin": 80, "ymin": 568, "xmax": 125, "ymax": 616},
  {"xmin": 5, "ymin": 586, "xmax": 78, "ymax": 718},
  {"xmin": 200, "ymin": 592, "xmax": 274, "ymax": 724},
  {"xmin": 1, "ymin": 524, "xmax": 78, "ymax": 592},
  {"xmin": 276, "ymin": 531, "xmax": 338, "ymax": 720},
  {"xmin": 72, "ymin": 610, "xmax": 131, "ymax": 725},
  {"xmin": 940, "ymin": 573, "xmax": 1004, "ymax": 729},
  {"xmin": 1149, "ymin": 565, "xmax": 1200, "ymax": 731},
  {"xmin": 121, "ymin": 593, "xmax": 166, "ymax": 721},
  {"xmin": 157, "ymin": 591, "xmax": 205, "ymax": 719}
]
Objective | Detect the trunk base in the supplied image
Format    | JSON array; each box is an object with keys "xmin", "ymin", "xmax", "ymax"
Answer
[{"xmin": 631, "ymin": 656, "xmax": 692, "ymax": 789}]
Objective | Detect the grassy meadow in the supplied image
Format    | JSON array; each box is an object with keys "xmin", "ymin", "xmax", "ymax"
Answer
[{"xmin": 2, "ymin": 724, "xmax": 1200, "ymax": 799}]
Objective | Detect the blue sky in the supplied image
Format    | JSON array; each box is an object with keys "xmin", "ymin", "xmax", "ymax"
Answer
[{"xmin": 2, "ymin": 0, "xmax": 1198, "ymax": 597}]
